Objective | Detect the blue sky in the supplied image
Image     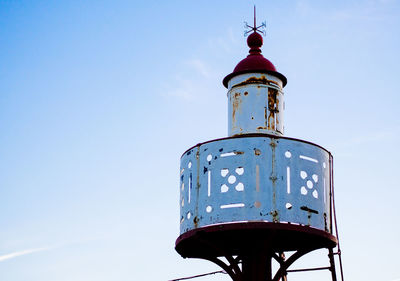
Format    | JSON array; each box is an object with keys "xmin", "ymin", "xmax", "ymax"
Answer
[{"xmin": 0, "ymin": 0, "xmax": 399, "ymax": 280}]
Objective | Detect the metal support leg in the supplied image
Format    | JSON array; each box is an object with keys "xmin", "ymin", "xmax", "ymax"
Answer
[
  {"xmin": 279, "ymin": 252, "xmax": 288, "ymax": 281},
  {"xmin": 328, "ymin": 248, "xmax": 338, "ymax": 281},
  {"xmin": 242, "ymin": 252, "xmax": 272, "ymax": 281}
]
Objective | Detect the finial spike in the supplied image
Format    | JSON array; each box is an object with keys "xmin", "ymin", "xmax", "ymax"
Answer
[
  {"xmin": 244, "ymin": 6, "xmax": 266, "ymax": 37},
  {"xmin": 254, "ymin": 5, "xmax": 256, "ymax": 30}
]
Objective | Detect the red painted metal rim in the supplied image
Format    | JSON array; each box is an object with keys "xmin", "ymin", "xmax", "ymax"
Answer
[
  {"xmin": 176, "ymin": 221, "xmax": 337, "ymax": 246},
  {"xmin": 175, "ymin": 222, "xmax": 338, "ymax": 258},
  {"xmin": 223, "ymin": 69, "xmax": 287, "ymax": 88}
]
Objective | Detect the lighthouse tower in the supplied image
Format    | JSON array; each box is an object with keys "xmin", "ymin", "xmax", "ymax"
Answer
[{"xmin": 175, "ymin": 12, "xmax": 344, "ymax": 281}]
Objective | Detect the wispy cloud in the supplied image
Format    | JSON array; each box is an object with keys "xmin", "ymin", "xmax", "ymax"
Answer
[
  {"xmin": 163, "ymin": 74, "xmax": 198, "ymax": 101},
  {"xmin": 162, "ymin": 29, "xmax": 239, "ymax": 102},
  {"xmin": 207, "ymin": 27, "xmax": 239, "ymax": 54},
  {"xmin": 185, "ymin": 59, "xmax": 210, "ymax": 78},
  {"xmin": 0, "ymin": 247, "xmax": 49, "ymax": 262},
  {"xmin": 162, "ymin": 58, "xmax": 221, "ymax": 102}
]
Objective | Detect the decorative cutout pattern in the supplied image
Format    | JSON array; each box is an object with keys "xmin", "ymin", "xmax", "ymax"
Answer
[{"xmin": 179, "ymin": 137, "xmax": 332, "ymax": 235}]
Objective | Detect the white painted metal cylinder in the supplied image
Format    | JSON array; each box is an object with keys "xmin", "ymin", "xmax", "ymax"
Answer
[{"xmin": 227, "ymin": 73, "xmax": 284, "ymax": 137}]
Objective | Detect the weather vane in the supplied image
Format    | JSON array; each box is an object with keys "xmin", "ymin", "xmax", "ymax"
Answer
[{"xmin": 244, "ymin": 5, "xmax": 266, "ymax": 37}]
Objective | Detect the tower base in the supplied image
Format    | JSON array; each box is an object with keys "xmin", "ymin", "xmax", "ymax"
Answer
[{"xmin": 176, "ymin": 222, "xmax": 338, "ymax": 281}]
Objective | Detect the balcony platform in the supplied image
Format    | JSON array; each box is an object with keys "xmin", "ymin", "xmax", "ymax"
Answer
[{"xmin": 179, "ymin": 134, "xmax": 336, "ymax": 254}]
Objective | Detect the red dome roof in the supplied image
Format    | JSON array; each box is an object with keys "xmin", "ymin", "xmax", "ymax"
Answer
[
  {"xmin": 233, "ymin": 54, "xmax": 277, "ymax": 73},
  {"xmin": 223, "ymin": 32, "xmax": 287, "ymax": 88}
]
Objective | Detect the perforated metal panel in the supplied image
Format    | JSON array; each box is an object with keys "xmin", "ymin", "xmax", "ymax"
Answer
[{"xmin": 179, "ymin": 136, "xmax": 332, "ymax": 235}]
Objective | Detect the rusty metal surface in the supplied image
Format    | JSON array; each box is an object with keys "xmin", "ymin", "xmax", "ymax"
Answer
[
  {"xmin": 227, "ymin": 73, "xmax": 284, "ymax": 136},
  {"xmin": 179, "ymin": 135, "xmax": 332, "ymax": 235}
]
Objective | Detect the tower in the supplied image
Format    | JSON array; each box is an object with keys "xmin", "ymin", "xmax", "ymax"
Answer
[{"xmin": 175, "ymin": 11, "xmax": 344, "ymax": 281}]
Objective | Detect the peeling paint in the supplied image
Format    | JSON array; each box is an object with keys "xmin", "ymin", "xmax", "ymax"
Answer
[
  {"xmin": 231, "ymin": 75, "xmax": 281, "ymax": 89},
  {"xmin": 267, "ymin": 88, "xmax": 279, "ymax": 131},
  {"xmin": 231, "ymin": 92, "xmax": 242, "ymax": 133}
]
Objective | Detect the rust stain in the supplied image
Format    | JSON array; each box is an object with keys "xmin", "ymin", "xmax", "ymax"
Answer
[
  {"xmin": 271, "ymin": 210, "xmax": 279, "ymax": 223},
  {"xmin": 193, "ymin": 216, "xmax": 199, "ymax": 228},
  {"xmin": 267, "ymin": 88, "xmax": 279, "ymax": 131},
  {"xmin": 254, "ymin": 149, "xmax": 261, "ymax": 155},
  {"xmin": 276, "ymin": 97, "xmax": 280, "ymax": 126},
  {"xmin": 231, "ymin": 92, "xmax": 242, "ymax": 130},
  {"xmin": 244, "ymin": 91, "xmax": 248, "ymax": 96},
  {"xmin": 232, "ymin": 75, "xmax": 282, "ymax": 89},
  {"xmin": 257, "ymin": 126, "xmax": 267, "ymax": 130}
]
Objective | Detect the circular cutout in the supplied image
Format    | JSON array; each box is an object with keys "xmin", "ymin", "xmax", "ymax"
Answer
[
  {"xmin": 187, "ymin": 212, "xmax": 191, "ymax": 219},
  {"xmin": 235, "ymin": 167, "xmax": 244, "ymax": 175},
  {"xmin": 285, "ymin": 151, "xmax": 292, "ymax": 158},
  {"xmin": 188, "ymin": 162, "xmax": 192, "ymax": 168},
  {"xmin": 312, "ymin": 174, "xmax": 318, "ymax": 183},
  {"xmin": 207, "ymin": 154, "xmax": 212, "ymax": 161},
  {"xmin": 313, "ymin": 190, "xmax": 319, "ymax": 198},
  {"xmin": 228, "ymin": 175, "xmax": 237, "ymax": 184},
  {"xmin": 206, "ymin": 206, "xmax": 212, "ymax": 213},
  {"xmin": 323, "ymin": 162, "xmax": 326, "ymax": 168},
  {"xmin": 221, "ymin": 184, "xmax": 229, "ymax": 193},
  {"xmin": 285, "ymin": 203, "xmax": 292, "ymax": 209},
  {"xmin": 301, "ymin": 186, "xmax": 308, "ymax": 195},
  {"xmin": 235, "ymin": 182, "xmax": 244, "ymax": 191},
  {"xmin": 181, "ymin": 199, "xmax": 184, "ymax": 207},
  {"xmin": 307, "ymin": 180, "xmax": 313, "ymax": 189},
  {"xmin": 221, "ymin": 169, "xmax": 229, "ymax": 177},
  {"xmin": 300, "ymin": 171, "xmax": 307, "ymax": 179}
]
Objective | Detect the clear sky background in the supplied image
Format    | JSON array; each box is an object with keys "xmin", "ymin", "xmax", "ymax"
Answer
[{"xmin": 1, "ymin": 0, "xmax": 399, "ymax": 280}]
